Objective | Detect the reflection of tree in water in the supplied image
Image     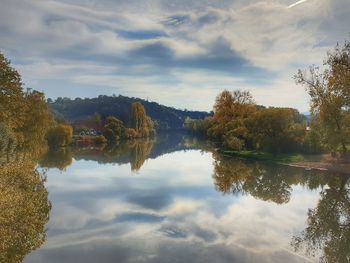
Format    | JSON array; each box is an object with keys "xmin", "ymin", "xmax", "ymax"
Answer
[
  {"xmin": 39, "ymin": 147, "xmax": 73, "ymax": 171},
  {"xmin": 0, "ymin": 161, "xmax": 51, "ymax": 263},
  {"xmin": 213, "ymin": 152, "xmax": 350, "ymax": 262},
  {"xmin": 292, "ymin": 175, "xmax": 350, "ymax": 263},
  {"xmin": 212, "ymin": 153, "xmax": 294, "ymax": 204},
  {"xmin": 128, "ymin": 139, "xmax": 153, "ymax": 171}
]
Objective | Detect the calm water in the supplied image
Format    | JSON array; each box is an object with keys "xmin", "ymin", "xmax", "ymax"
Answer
[{"xmin": 2, "ymin": 135, "xmax": 349, "ymax": 263}]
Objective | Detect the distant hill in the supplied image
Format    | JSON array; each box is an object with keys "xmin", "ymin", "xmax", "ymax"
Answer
[{"xmin": 48, "ymin": 95, "xmax": 211, "ymax": 131}]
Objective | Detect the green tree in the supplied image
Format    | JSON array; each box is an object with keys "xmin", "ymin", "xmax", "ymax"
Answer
[
  {"xmin": 295, "ymin": 38, "xmax": 350, "ymax": 155},
  {"xmin": 46, "ymin": 123, "xmax": 73, "ymax": 149},
  {"xmin": 184, "ymin": 117, "xmax": 212, "ymax": 136},
  {"xmin": 247, "ymin": 108, "xmax": 306, "ymax": 153}
]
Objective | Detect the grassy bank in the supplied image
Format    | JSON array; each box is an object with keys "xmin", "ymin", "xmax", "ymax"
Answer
[{"xmin": 219, "ymin": 150, "xmax": 305, "ymax": 163}]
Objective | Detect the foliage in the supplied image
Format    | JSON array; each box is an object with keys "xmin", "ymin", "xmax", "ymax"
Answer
[
  {"xmin": 184, "ymin": 117, "xmax": 212, "ymax": 136},
  {"xmin": 103, "ymin": 116, "xmax": 126, "ymax": 143},
  {"xmin": 295, "ymin": 38, "xmax": 350, "ymax": 155},
  {"xmin": 0, "ymin": 123, "xmax": 17, "ymax": 154},
  {"xmin": 125, "ymin": 128, "xmax": 138, "ymax": 139},
  {"xmin": 131, "ymin": 102, "xmax": 156, "ymax": 138},
  {"xmin": 0, "ymin": 161, "xmax": 51, "ymax": 263},
  {"xmin": 187, "ymin": 89, "xmax": 308, "ymax": 153},
  {"xmin": 49, "ymin": 95, "xmax": 210, "ymax": 131},
  {"xmin": 0, "ymin": 52, "xmax": 55, "ymax": 153},
  {"xmin": 0, "ymin": 52, "xmax": 26, "ymax": 131},
  {"xmin": 19, "ymin": 90, "xmax": 55, "ymax": 153},
  {"xmin": 247, "ymin": 107, "xmax": 306, "ymax": 153},
  {"xmin": 303, "ymin": 118, "xmax": 324, "ymax": 153},
  {"xmin": 207, "ymin": 90, "xmax": 255, "ymax": 144},
  {"xmin": 46, "ymin": 123, "xmax": 73, "ymax": 149}
]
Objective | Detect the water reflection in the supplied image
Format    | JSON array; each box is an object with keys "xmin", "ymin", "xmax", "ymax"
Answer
[
  {"xmin": 39, "ymin": 148, "xmax": 73, "ymax": 171},
  {"xmin": 213, "ymin": 153, "xmax": 350, "ymax": 262},
  {"xmin": 213, "ymin": 153, "xmax": 323, "ymax": 204},
  {"xmin": 41, "ymin": 133, "xmax": 209, "ymax": 172},
  {"xmin": 2, "ymin": 134, "xmax": 350, "ymax": 262},
  {"xmin": 0, "ymin": 161, "xmax": 51, "ymax": 263},
  {"xmin": 292, "ymin": 175, "xmax": 350, "ymax": 262}
]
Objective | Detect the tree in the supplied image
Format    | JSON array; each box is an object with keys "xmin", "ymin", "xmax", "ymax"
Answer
[
  {"xmin": 208, "ymin": 90, "xmax": 256, "ymax": 149},
  {"xmin": 0, "ymin": 123, "xmax": 17, "ymax": 154},
  {"xmin": 0, "ymin": 52, "xmax": 26, "ymax": 131},
  {"xmin": 0, "ymin": 52, "xmax": 54, "ymax": 153},
  {"xmin": 295, "ymin": 38, "xmax": 350, "ymax": 155},
  {"xmin": 247, "ymin": 108, "xmax": 306, "ymax": 153},
  {"xmin": 131, "ymin": 102, "xmax": 155, "ymax": 137},
  {"xmin": 46, "ymin": 123, "xmax": 73, "ymax": 149},
  {"xmin": 20, "ymin": 90, "xmax": 55, "ymax": 154},
  {"xmin": 184, "ymin": 117, "xmax": 212, "ymax": 136},
  {"xmin": 103, "ymin": 116, "xmax": 126, "ymax": 143}
]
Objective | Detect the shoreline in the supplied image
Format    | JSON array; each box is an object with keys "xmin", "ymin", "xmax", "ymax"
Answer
[{"xmin": 219, "ymin": 149, "xmax": 350, "ymax": 175}]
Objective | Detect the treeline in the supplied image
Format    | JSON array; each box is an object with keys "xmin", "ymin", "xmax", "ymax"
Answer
[
  {"xmin": 101, "ymin": 101, "xmax": 156, "ymax": 144},
  {"xmin": 0, "ymin": 52, "xmax": 158, "ymax": 152},
  {"xmin": 49, "ymin": 94, "xmax": 210, "ymax": 131},
  {"xmin": 185, "ymin": 91, "xmax": 308, "ymax": 153},
  {"xmin": 186, "ymin": 38, "xmax": 350, "ymax": 155},
  {"xmin": 0, "ymin": 53, "xmax": 54, "ymax": 156}
]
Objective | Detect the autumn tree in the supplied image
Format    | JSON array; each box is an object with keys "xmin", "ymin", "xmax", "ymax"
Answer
[
  {"xmin": 0, "ymin": 52, "xmax": 26, "ymax": 131},
  {"xmin": 131, "ymin": 102, "xmax": 155, "ymax": 138},
  {"xmin": 295, "ymin": 38, "xmax": 350, "ymax": 155},
  {"xmin": 247, "ymin": 108, "xmax": 306, "ymax": 153},
  {"xmin": 103, "ymin": 116, "xmax": 126, "ymax": 143},
  {"xmin": 0, "ymin": 52, "xmax": 54, "ymax": 153},
  {"xmin": 208, "ymin": 90, "xmax": 256, "ymax": 150},
  {"xmin": 0, "ymin": 123, "xmax": 17, "ymax": 154},
  {"xmin": 20, "ymin": 90, "xmax": 55, "ymax": 154},
  {"xmin": 46, "ymin": 123, "xmax": 73, "ymax": 149}
]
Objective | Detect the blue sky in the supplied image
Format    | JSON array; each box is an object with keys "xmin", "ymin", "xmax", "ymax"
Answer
[{"xmin": 1, "ymin": 0, "xmax": 349, "ymax": 111}]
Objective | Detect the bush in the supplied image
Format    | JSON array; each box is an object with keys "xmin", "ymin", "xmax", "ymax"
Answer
[{"xmin": 46, "ymin": 124, "xmax": 73, "ymax": 149}]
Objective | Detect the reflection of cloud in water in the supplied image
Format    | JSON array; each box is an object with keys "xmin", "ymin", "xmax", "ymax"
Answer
[{"xmin": 26, "ymin": 150, "xmax": 320, "ymax": 263}]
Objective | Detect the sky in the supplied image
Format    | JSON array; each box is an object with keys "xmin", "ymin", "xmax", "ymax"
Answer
[{"xmin": 0, "ymin": 0, "xmax": 349, "ymax": 112}]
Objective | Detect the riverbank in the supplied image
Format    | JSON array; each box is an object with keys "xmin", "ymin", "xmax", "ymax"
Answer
[
  {"xmin": 219, "ymin": 150, "xmax": 305, "ymax": 163},
  {"xmin": 219, "ymin": 150, "xmax": 350, "ymax": 175}
]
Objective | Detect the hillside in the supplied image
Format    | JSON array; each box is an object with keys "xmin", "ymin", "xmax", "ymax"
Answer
[{"xmin": 49, "ymin": 95, "xmax": 211, "ymax": 131}]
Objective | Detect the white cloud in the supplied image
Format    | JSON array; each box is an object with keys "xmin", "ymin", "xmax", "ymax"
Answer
[{"xmin": 1, "ymin": 0, "xmax": 349, "ymax": 111}]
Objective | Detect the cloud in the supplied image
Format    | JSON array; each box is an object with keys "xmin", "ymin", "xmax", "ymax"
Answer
[
  {"xmin": 1, "ymin": 0, "xmax": 349, "ymax": 111},
  {"xmin": 26, "ymin": 150, "xmax": 322, "ymax": 263}
]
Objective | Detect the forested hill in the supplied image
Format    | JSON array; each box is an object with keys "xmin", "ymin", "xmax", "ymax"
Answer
[{"xmin": 48, "ymin": 95, "xmax": 211, "ymax": 130}]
